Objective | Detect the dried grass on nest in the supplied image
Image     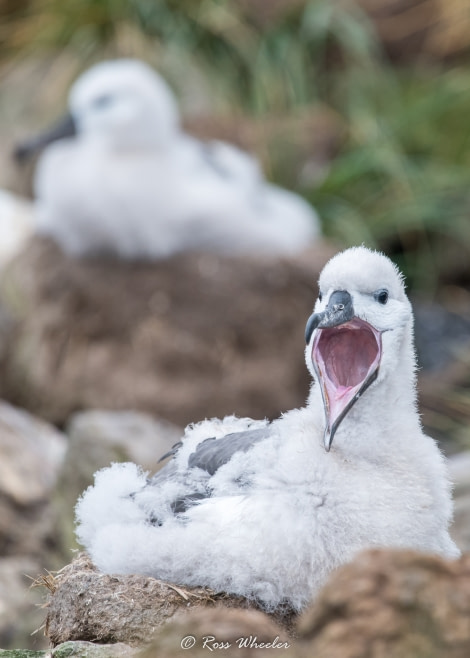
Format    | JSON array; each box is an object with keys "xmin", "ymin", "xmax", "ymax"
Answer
[{"xmin": 31, "ymin": 570, "xmax": 58, "ymax": 595}]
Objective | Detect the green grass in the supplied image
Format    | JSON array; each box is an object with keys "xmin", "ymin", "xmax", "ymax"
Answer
[
  {"xmin": 0, "ymin": 0, "xmax": 379, "ymax": 110},
  {"xmin": 308, "ymin": 64, "xmax": 470, "ymax": 293}
]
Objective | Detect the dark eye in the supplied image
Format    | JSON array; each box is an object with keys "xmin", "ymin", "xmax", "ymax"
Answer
[
  {"xmin": 93, "ymin": 94, "xmax": 113, "ymax": 109},
  {"xmin": 318, "ymin": 291, "xmax": 323, "ymax": 302},
  {"xmin": 374, "ymin": 289, "xmax": 389, "ymax": 305}
]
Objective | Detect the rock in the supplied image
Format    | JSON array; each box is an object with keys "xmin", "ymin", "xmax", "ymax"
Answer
[
  {"xmin": 66, "ymin": 410, "xmax": 181, "ymax": 470},
  {"xmin": 44, "ymin": 553, "xmax": 296, "ymax": 647},
  {"xmin": 297, "ymin": 548, "xmax": 470, "ymax": 658},
  {"xmin": 0, "ymin": 642, "xmax": 137, "ymax": 657},
  {"xmin": 0, "ymin": 400, "xmax": 66, "ymax": 557},
  {"xmin": 449, "ymin": 451, "xmax": 470, "ymax": 553},
  {"xmin": 0, "ymin": 649, "xmax": 46, "ymax": 658},
  {"xmin": 0, "ymin": 236, "xmax": 336, "ymax": 427},
  {"xmin": 52, "ymin": 641, "xmax": 137, "ymax": 657},
  {"xmin": 53, "ymin": 410, "xmax": 182, "ymax": 559},
  {"xmin": 139, "ymin": 607, "xmax": 294, "ymax": 657},
  {"xmin": 0, "ymin": 402, "xmax": 66, "ymax": 650},
  {"xmin": 0, "ymin": 557, "xmax": 47, "ymax": 650}
]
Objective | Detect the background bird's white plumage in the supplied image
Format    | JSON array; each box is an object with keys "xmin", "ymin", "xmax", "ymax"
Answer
[
  {"xmin": 34, "ymin": 59, "xmax": 319, "ymax": 259},
  {"xmin": 0, "ymin": 190, "xmax": 34, "ymax": 267},
  {"xmin": 75, "ymin": 247, "xmax": 459, "ymax": 611}
]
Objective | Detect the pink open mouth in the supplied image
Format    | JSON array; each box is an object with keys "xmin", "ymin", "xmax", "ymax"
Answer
[{"xmin": 312, "ymin": 318, "xmax": 382, "ymax": 449}]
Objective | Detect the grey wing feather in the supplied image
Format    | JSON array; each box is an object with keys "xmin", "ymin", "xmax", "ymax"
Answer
[
  {"xmin": 144, "ymin": 426, "xmax": 272, "ymax": 520},
  {"xmin": 157, "ymin": 441, "xmax": 183, "ymax": 463},
  {"xmin": 188, "ymin": 427, "xmax": 272, "ymax": 475},
  {"xmin": 150, "ymin": 426, "xmax": 272, "ymax": 484}
]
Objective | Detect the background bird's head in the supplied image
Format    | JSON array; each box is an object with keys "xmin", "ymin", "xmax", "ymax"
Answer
[
  {"xmin": 14, "ymin": 59, "xmax": 180, "ymax": 162},
  {"xmin": 69, "ymin": 59, "xmax": 180, "ymax": 148}
]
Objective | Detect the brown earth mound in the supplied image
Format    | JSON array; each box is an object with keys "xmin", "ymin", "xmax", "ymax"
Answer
[
  {"xmin": 0, "ymin": 236, "xmax": 335, "ymax": 427},
  {"xmin": 44, "ymin": 553, "xmax": 296, "ymax": 648},
  {"xmin": 298, "ymin": 548, "xmax": 470, "ymax": 658}
]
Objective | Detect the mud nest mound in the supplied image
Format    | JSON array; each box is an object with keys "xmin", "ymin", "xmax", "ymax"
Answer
[{"xmin": 43, "ymin": 553, "xmax": 297, "ymax": 647}]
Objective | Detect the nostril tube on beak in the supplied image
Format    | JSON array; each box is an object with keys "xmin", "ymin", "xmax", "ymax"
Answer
[
  {"xmin": 305, "ymin": 291, "xmax": 355, "ymax": 344},
  {"xmin": 328, "ymin": 291, "xmax": 351, "ymax": 310}
]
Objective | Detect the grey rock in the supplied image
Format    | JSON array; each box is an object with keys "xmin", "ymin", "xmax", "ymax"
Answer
[
  {"xmin": 0, "ymin": 649, "xmax": 46, "ymax": 658},
  {"xmin": 0, "ymin": 401, "xmax": 66, "ymax": 557},
  {"xmin": 0, "ymin": 401, "xmax": 66, "ymax": 505},
  {"xmin": 52, "ymin": 641, "xmax": 137, "ymax": 657},
  {"xmin": 67, "ymin": 410, "xmax": 181, "ymax": 472},
  {"xmin": 0, "ymin": 642, "xmax": 137, "ymax": 657},
  {"xmin": 0, "ymin": 557, "xmax": 47, "ymax": 650}
]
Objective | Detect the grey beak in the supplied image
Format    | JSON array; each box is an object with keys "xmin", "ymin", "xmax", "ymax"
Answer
[
  {"xmin": 14, "ymin": 113, "xmax": 77, "ymax": 163},
  {"xmin": 305, "ymin": 290, "xmax": 354, "ymax": 344}
]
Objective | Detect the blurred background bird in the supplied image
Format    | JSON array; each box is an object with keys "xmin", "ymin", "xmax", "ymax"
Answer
[
  {"xmin": 0, "ymin": 190, "xmax": 33, "ymax": 265},
  {"xmin": 13, "ymin": 59, "xmax": 319, "ymax": 259}
]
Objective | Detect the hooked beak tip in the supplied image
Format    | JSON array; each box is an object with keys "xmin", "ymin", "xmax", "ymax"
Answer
[{"xmin": 323, "ymin": 430, "xmax": 333, "ymax": 452}]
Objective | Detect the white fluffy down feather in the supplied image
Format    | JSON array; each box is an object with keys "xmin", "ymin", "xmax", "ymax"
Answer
[
  {"xmin": 0, "ymin": 190, "xmax": 34, "ymax": 267},
  {"xmin": 75, "ymin": 247, "xmax": 459, "ymax": 611}
]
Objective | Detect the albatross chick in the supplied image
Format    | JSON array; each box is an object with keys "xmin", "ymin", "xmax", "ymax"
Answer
[{"xmin": 76, "ymin": 246, "xmax": 459, "ymax": 611}]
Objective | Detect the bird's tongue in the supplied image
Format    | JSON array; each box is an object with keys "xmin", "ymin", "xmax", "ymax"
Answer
[{"xmin": 312, "ymin": 318, "xmax": 381, "ymax": 437}]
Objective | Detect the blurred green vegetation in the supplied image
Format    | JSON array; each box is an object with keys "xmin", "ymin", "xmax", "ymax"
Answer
[{"xmin": 2, "ymin": 0, "xmax": 470, "ymax": 296}]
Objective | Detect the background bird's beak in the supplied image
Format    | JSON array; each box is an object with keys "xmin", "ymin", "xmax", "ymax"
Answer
[{"xmin": 14, "ymin": 113, "xmax": 76, "ymax": 163}]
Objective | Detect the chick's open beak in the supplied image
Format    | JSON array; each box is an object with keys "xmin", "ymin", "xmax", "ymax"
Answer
[{"xmin": 306, "ymin": 291, "xmax": 382, "ymax": 451}]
